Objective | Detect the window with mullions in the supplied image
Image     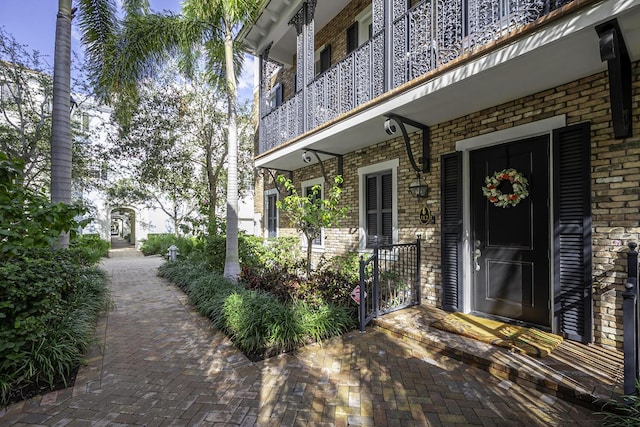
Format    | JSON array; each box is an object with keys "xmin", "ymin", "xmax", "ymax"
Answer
[
  {"xmin": 0, "ymin": 81, "xmax": 16, "ymax": 103},
  {"xmin": 358, "ymin": 159, "xmax": 398, "ymax": 250},
  {"xmin": 365, "ymin": 171, "xmax": 393, "ymax": 247},
  {"xmin": 265, "ymin": 189, "xmax": 278, "ymax": 238}
]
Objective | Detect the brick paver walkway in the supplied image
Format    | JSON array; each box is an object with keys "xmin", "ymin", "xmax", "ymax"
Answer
[{"xmin": 1, "ymin": 252, "xmax": 601, "ymax": 426}]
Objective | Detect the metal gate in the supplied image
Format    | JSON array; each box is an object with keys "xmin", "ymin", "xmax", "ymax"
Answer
[{"xmin": 358, "ymin": 238, "xmax": 421, "ymax": 331}]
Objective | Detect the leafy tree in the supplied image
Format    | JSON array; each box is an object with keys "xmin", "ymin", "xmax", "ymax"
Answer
[
  {"xmin": 0, "ymin": 153, "xmax": 88, "ymax": 260},
  {"xmin": 0, "ymin": 28, "xmax": 111, "ymax": 198},
  {"xmin": 104, "ymin": 64, "xmax": 254, "ymax": 236},
  {"xmin": 0, "ymin": 29, "xmax": 53, "ymax": 189},
  {"xmin": 79, "ymin": 0, "xmax": 261, "ymax": 279},
  {"xmin": 277, "ymin": 176, "xmax": 348, "ymax": 276},
  {"xmin": 174, "ymin": 65, "xmax": 256, "ymax": 235},
  {"xmin": 105, "ymin": 69, "xmax": 202, "ymax": 235}
]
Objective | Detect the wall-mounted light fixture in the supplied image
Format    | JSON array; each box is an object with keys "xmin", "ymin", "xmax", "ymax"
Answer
[
  {"xmin": 383, "ymin": 113, "xmax": 430, "ymax": 174},
  {"xmin": 409, "ymin": 173, "xmax": 428, "ymax": 198},
  {"xmin": 299, "ymin": 148, "xmax": 344, "ymax": 185},
  {"xmin": 383, "ymin": 113, "xmax": 430, "ymax": 200}
]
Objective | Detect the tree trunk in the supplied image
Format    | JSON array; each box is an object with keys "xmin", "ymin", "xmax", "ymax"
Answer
[
  {"xmin": 306, "ymin": 234, "xmax": 313, "ymax": 277},
  {"xmin": 205, "ymin": 143, "xmax": 217, "ymax": 234},
  {"xmin": 50, "ymin": 0, "xmax": 73, "ymax": 248},
  {"xmin": 173, "ymin": 201, "xmax": 180, "ymax": 236},
  {"xmin": 222, "ymin": 24, "xmax": 240, "ymax": 280}
]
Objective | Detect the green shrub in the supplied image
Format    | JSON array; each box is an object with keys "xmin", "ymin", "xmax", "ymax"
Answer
[
  {"xmin": 70, "ymin": 234, "xmax": 110, "ymax": 262},
  {"xmin": 0, "ymin": 249, "xmax": 110, "ymax": 405},
  {"xmin": 158, "ymin": 258, "xmax": 356, "ymax": 358},
  {"xmin": 202, "ymin": 234, "xmax": 302, "ymax": 273},
  {"xmin": 140, "ymin": 234, "xmax": 202, "ymax": 258},
  {"xmin": 0, "ymin": 153, "xmax": 89, "ymax": 259},
  {"xmin": 140, "ymin": 233, "xmax": 176, "ymax": 256}
]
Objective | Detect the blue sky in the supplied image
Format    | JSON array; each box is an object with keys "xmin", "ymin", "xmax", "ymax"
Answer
[{"xmin": 0, "ymin": 0, "xmax": 255, "ymax": 101}]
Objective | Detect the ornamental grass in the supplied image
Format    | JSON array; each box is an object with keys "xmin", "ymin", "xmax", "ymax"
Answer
[{"xmin": 158, "ymin": 248, "xmax": 357, "ymax": 359}]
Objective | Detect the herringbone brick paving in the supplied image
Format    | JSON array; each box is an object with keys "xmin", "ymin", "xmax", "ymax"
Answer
[{"xmin": 0, "ymin": 250, "xmax": 600, "ymax": 426}]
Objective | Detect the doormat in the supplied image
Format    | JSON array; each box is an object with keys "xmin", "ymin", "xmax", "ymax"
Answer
[{"xmin": 431, "ymin": 312, "xmax": 563, "ymax": 357}]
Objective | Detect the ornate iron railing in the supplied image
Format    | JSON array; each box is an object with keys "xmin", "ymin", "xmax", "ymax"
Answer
[
  {"xmin": 258, "ymin": 0, "xmax": 574, "ymax": 154},
  {"xmin": 358, "ymin": 239, "xmax": 421, "ymax": 331}
]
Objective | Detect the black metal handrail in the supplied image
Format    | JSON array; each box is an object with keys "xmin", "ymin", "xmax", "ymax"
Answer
[
  {"xmin": 358, "ymin": 237, "xmax": 421, "ymax": 331},
  {"xmin": 624, "ymin": 242, "xmax": 639, "ymax": 395}
]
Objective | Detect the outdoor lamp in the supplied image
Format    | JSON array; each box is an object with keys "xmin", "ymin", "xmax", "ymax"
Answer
[{"xmin": 409, "ymin": 174, "xmax": 428, "ymax": 198}]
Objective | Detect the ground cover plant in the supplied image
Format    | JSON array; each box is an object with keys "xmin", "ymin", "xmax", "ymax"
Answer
[
  {"xmin": 0, "ymin": 249, "xmax": 110, "ymax": 405},
  {"xmin": 71, "ymin": 234, "xmax": 111, "ymax": 263},
  {"xmin": 0, "ymin": 154, "xmax": 111, "ymax": 406},
  {"xmin": 596, "ymin": 382, "xmax": 640, "ymax": 426},
  {"xmin": 158, "ymin": 237, "xmax": 359, "ymax": 359}
]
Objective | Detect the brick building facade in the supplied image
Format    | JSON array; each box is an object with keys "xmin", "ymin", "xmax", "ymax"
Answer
[{"xmin": 244, "ymin": 0, "xmax": 640, "ymax": 349}]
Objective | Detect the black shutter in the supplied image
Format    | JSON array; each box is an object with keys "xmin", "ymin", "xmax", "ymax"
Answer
[
  {"xmin": 441, "ymin": 152, "xmax": 462, "ymax": 311},
  {"xmin": 347, "ymin": 23, "xmax": 358, "ymax": 54},
  {"xmin": 320, "ymin": 45, "xmax": 331, "ymax": 73},
  {"xmin": 553, "ymin": 122, "xmax": 593, "ymax": 343},
  {"xmin": 381, "ymin": 172, "xmax": 393, "ymax": 244},
  {"xmin": 366, "ymin": 175, "xmax": 378, "ymax": 247},
  {"xmin": 275, "ymin": 84, "xmax": 283, "ymax": 107}
]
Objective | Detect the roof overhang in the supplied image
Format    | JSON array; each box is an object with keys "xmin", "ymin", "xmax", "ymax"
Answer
[
  {"xmin": 255, "ymin": 0, "xmax": 640, "ymax": 171},
  {"xmin": 240, "ymin": 0, "xmax": 352, "ymax": 66}
]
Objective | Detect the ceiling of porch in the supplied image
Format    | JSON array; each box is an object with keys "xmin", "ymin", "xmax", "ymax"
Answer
[{"xmin": 242, "ymin": 0, "xmax": 352, "ymax": 66}]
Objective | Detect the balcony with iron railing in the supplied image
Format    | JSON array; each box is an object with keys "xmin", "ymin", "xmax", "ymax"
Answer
[{"xmin": 258, "ymin": 0, "xmax": 574, "ymax": 155}]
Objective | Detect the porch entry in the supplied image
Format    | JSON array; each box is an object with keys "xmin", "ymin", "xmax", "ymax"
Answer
[
  {"xmin": 441, "ymin": 122, "xmax": 593, "ymax": 343},
  {"xmin": 470, "ymin": 137, "xmax": 550, "ymax": 327}
]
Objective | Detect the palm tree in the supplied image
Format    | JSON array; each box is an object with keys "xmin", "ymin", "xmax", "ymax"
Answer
[
  {"xmin": 79, "ymin": 0, "xmax": 259, "ymax": 279},
  {"xmin": 50, "ymin": 0, "xmax": 74, "ymax": 248}
]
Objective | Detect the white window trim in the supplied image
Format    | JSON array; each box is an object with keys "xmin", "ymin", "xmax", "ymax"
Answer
[
  {"xmin": 264, "ymin": 188, "xmax": 278, "ymax": 239},
  {"xmin": 355, "ymin": 6, "xmax": 372, "ymax": 46},
  {"xmin": 301, "ymin": 177, "xmax": 325, "ymax": 251},
  {"xmin": 358, "ymin": 159, "xmax": 399, "ymax": 252}
]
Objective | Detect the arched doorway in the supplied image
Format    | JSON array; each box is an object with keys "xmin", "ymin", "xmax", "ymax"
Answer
[{"xmin": 110, "ymin": 207, "xmax": 137, "ymax": 248}]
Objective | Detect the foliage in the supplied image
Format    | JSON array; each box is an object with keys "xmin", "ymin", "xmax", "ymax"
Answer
[
  {"xmin": 158, "ymin": 257, "xmax": 355, "ymax": 358},
  {"xmin": 0, "ymin": 248, "xmax": 110, "ymax": 406},
  {"xmin": 241, "ymin": 251, "xmax": 360, "ymax": 312},
  {"xmin": 596, "ymin": 382, "xmax": 640, "ymax": 426},
  {"xmin": 69, "ymin": 234, "xmax": 111, "ymax": 264},
  {"xmin": 277, "ymin": 175, "xmax": 348, "ymax": 275},
  {"xmin": 204, "ymin": 234, "xmax": 301, "ymax": 274},
  {"xmin": 79, "ymin": 0, "xmax": 263, "ymax": 279},
  {"xmin": 0, "ymin": 153, "xmax": 90, "ymax": 259},
  {"xmin": 1, "ymin": 28, "xmax": 104, "ymax": 195},
  {"xmin": 140, "ymin": 234, "xmax": 203, "ymax": 258},
  {"xmin": 105, "ymin": 69, "xmax": 202, "ymax": 235},
  {"xmin": 0, "ymin": 28, "xmax": 53, "ymax": 189}
]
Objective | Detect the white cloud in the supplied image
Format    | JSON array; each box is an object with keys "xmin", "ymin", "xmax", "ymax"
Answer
[
  {"xmin": 237, "ymin": 53, "xmax": 256, "ymax": 103},
  {"xmin": 238, "ymin": 54, "xmax": 255, "ymax": 90}
]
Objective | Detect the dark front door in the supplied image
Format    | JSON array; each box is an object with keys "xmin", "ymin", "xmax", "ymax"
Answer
[{"xmin": 471, "ymin": 136, "xmax": 550, "ymax": 327}]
